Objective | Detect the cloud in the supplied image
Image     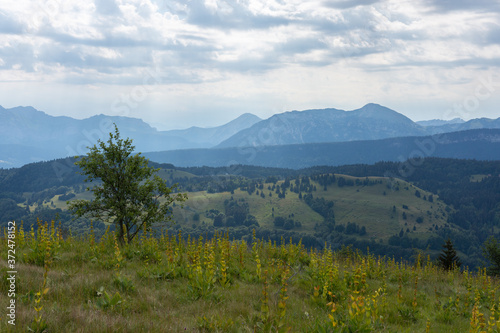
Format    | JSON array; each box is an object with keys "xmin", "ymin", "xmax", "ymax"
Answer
[
  {"xmin": 0, "ymin": 10, "xmax": 24, "ymax": 34},
  {"xmin": 275, "ymin": 37, "xmax": 328, "ymax": 55},
  {"xmin": 485, "ymin": 24, "xmax": 500, "ymax": 45},
  {"xmin": 0, "ymin": 0, "xmax": 500, "ymax": 130},
  {"xmin": 423, "ymin": 0, "xmax": 500, "ymax": 13},
  {"xmin": 185, "ymin": 0, "xmax": 291, "ymax": 30},
  {"xmin": 323, "ymin": 0, "xmax": 381, "ymax": 10},
  {"xmin": 0, "ymin": 41, "xmax": 36, "ymax": 71},
  {"xmin": 1, "ymin": 0, "xmax": 498, "ymax": 80},
  {"xmin": 94, "ymin": 0, "xmax": 121, "ymax": 16}
]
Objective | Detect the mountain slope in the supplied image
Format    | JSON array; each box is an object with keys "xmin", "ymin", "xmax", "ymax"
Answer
[
  {"xmin": 0, "ymin": 106, "xmax": 261, "ymax": 168},
  {"xmin": 164, "ymin": 113, "xmax": 262, "ymax": 146},
  {"xmin": 417, "ymin": 118, "xmax": 464, "ymax": 126},
  {"xmin": 425, "ymin": 117, "xmax": 500, "ymax": 134},
  {"xmin": 145, "ymin": 129, "xmax": 500, "ymax": 169},
  {"xmin": 216, "ymin": 103, "xmax": 425, "ymax": 148},
  {"xmin": 2, "ymin": 103, "xmax": 499, "ymax": 169}
]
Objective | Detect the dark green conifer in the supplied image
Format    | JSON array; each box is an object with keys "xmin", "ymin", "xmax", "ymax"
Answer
[{"xmin": 438, "ymin": 239, "xmax": 461, "ymax": 270}]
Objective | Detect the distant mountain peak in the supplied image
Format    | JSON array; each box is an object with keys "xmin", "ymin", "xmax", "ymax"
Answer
[
  {"xmin": 362, "ymin": 102, "xmax": 383, "ymax": 108},
  {"xmin": 3, "ymin": 103, "xmax": 499, "ymax": 169},
  {"xmin": 2, "ymin": 105, "xmax": 42, "ymax": 114},
  {"xmin": 225, "ymin": 112, "xmax": 262, "ymax": 125},
  {"xmin": 217, "ymin": 104, "xmax": 422, "ymax": 148},
  {"xmin": 240, "ymin": 112, "xmax": 260, "ymax": 118},
  {"xmin": 354, "ymin": 103, "xmax": 410, "ymax": 119}
]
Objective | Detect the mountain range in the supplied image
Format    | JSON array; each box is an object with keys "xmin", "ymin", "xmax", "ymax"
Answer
[
  {"xmin": 144, "ymin": 129, "xmax": 500, "ymax": 169},
  {"xmin": 216, "ymin": 104, "xmax": 424, "ymax": 148},
  {"xmin": 216, "ymin": 104, "xmax": 500, "ymax": 148},
  {"xmin": 416, "ymin": 118, "xmax": 465, "ymax": 127},
  {"xmin": 1, "ymin": 103, "xmax": 500, "ymax": 168},
  {"xmin": 0, "ymin": 105, "xmax": 261, "ymax": 168}
]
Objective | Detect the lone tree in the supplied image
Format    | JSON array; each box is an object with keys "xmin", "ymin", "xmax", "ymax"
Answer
[
  {"xmin": 69, "ymin": 125, "xmax": 187, "ymax": 243},
  {"xmin": 438, "ymin": 238, "xmax": 461, "ymax": 270}
]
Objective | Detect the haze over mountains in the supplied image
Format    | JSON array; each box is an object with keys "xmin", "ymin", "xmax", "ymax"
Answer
[
  {"xmin": 217, "ymin": 104, "xmax": 424, "ymax": 148},
  {"xmin": 145, "ymin": 129, "xmax": 500, "ymax": 169},
  {"xmin": 1, "ymin": 103, "xmax": 500, "ymax": 168},
  {"xmin": 416, "ymin": 118, "xmax": 465, "ymax": 127},
  {"xmin": 0, "ymin": 105, "xmax": 261, "ymax": 167}
]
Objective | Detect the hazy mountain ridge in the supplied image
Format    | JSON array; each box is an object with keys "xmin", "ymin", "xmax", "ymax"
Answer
[
  {"xmin": 417, "ymin": 118, "xmax": 465, "ymax": 127},
  {"xmin": 217, "ymin": 104, "xmax": 500, "ymax": 149},
  {"xmin": 145, "ymin": 128, "xmax": 500, "ymax": 169},
  {"xmin": 1, "ymin": 103, "xmax": 500, "ymax": 168},
  {"xmin": 424, "ymin": 117, "xmax": 500, "ymax": 134},
  {"xmin": 217, "ymin": 104, "xmax": 426, "ymax": 148},
  {"xmin": 165, "ymin": 113, "xmax": 262, "ymax": 146},
  {"xmin": 0, "ymin": 106, "xmax": 261, "ymax": 168}
]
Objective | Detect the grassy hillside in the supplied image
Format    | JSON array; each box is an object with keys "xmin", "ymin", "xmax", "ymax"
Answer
[
  {"xmin": 2, "ymin": 157, "xmax": 497, "ymax": 272},
  {"xmin": 27, "ymin": 168, "xmax": 194, "ymax": 212},
  {"xmin": 173, "ymin": 188, "xmax": 324, "ymax": 233},
  {"xmin": 170, "ymin": 174, "xmax": 450, "ymax": 243},
  {"xmin": 313, "ymin": 175, "xmax": 449, "ymax": 241},
  {"xmin": 1, "ymin": 221, "xmax": 496, "ymax": 332},
  {"xmin": 31, "ymin": 172, "xmax": 453, "ymax": 254}
]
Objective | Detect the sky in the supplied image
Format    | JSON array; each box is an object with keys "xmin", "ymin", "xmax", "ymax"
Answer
[{"xmin": 1, "ymin": 0, "xmax": 500, "ymax": 130}]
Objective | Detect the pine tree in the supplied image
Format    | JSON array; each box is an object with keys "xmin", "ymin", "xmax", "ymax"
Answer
[{"xmin": 438, "ymin": 239, "xmax": 461, "ymax": 270}]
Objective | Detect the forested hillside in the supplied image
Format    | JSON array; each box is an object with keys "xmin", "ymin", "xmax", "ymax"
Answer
[
  {"xmin": 1, "ymin": 157, "xmax": 499, "ymax": 268},
  {"xmin": 144, "ymin": 129, "xmax": 500, "ymax": 168}
]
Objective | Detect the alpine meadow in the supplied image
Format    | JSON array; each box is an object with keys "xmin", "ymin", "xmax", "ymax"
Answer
[{"xmin": 2, "ymin": 0, "xmax": 500, "ymax": 332}]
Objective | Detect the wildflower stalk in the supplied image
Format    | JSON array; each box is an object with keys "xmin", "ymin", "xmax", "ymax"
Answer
[{"xmin": 29, "ymin": 236, "xmax": 52, "ymax": 332}]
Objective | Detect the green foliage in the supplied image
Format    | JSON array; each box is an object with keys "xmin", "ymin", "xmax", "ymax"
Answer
[
  {"xmin": 438, "ymin": 238, "xmax": 461, "ymax": 271},
  {"xmin": 23, "ymin": 220, "xmax": 60, "ymax": 266},
  {"xmin": 95, "ymin": 286, "xmax": 123, "ymax": 311},
  {"xmin": 482, "ymin": 236, "xmax": 500, "ymax": 276},
  {"xmin": 197, "ymin": 314, "xmax": 236, "ymax": 332},
  {"xmin": 68, "ymin": 125, "xmax": 187, "ymax": 243},
  {"xmin": 113, "ymin": 274, "xmax": 135, "ymax": 293}
]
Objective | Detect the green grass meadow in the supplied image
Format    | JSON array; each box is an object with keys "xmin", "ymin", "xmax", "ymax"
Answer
[{"xmin": 1, "ymin": 221, "xmax": 496, "ymax": 332}]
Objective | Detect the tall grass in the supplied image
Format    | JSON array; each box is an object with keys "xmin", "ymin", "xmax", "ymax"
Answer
[{"xmin": 1, "ymin": 220, "xmax": 499, "ymax": 332}]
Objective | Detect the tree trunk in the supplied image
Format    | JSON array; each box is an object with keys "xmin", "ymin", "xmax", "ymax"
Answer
[{"xmin": 117, "ymin": 219, "xmax": 125, "ymax": 246}]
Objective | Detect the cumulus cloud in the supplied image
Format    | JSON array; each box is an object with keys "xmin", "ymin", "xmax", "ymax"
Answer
[
  {"xmin": 2, "ymin": 0, "xmax": 499, "ymax": 79},
  {"xmin": 185, "ymin": 0, "xmax": 292, "ymax": 29}
]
